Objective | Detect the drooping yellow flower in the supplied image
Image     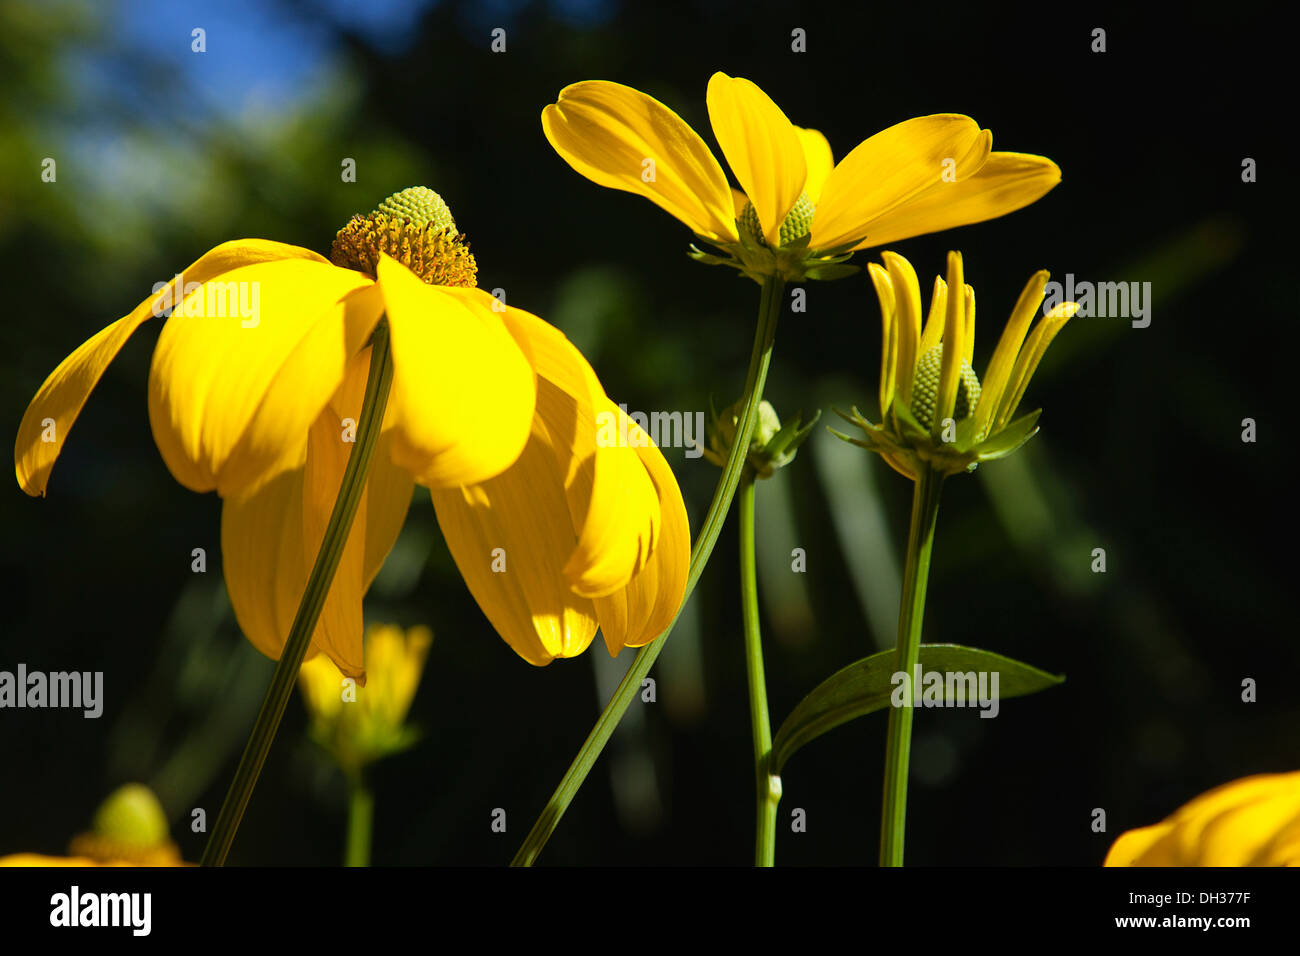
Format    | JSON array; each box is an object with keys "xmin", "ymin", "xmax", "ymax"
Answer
[
  {"xmin": 0, "ymin": 783, "xmax": 185, "ymax": 866},
  {"xmin": 836, "ymin": 250, "xmax": 1077, "ymax": 478},
  {"xmin": 1105, "ymin": 771, "xmax": 1300, "ymax": 866},
  {"xmin": 14, "ymin": 188, "xmax": 689, "ymax": 675},
  {"xmin": 299, "ymin": 623, "xmax": 431, "ymax": 773},
  {"xmin": 542, "ymin": 73, "xmax": 1060, "ymax": 280}
]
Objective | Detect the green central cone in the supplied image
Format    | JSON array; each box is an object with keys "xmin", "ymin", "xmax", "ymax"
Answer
[
  {"xmin": 910, "ymin": 344, "xmax": 982, "ymax": 430},
  {"xmin": 738, "ymin": 192, "xmax": 815, "ymax": 248}
]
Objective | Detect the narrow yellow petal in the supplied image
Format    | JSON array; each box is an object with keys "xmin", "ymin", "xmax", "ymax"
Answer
[
  {"xmin": 499, "ymin": 305, "xmax": 661, "ymax": 598},
  {"xmin": 918, "ymin": 275, "xmax": 948, "ymax": 355},
  {"xmin": 15, "ymin": 239, "xmax": 328, "ymax": 497},
  {"xmin": 813, "ymin": 115, "xmax": 982, "ymax": 250},
  {"xmin": 795, "ymin": 126, "xmax": 834, "ymax": 204},
  {"xmin": 594, "ymin": 427, "xmax": 690, "ymax": 653},
  {"xmin": 881, "ymin": 252, "xmax": 922, "ymax": 406},
  {"xmin": 431, "ymin": 417, "xmax": 599, "ymax": 666},
  {"xmin": 148, "ymin": 259, "xmax": 379, "ymax": 497},
  {"xmin": 866, "ymin": 262, "xmax": 897, "ymax": 418},
  {"xmin": 706, "ymin": 72, "xmax": 806, "ymax": 246},
  {"xmin": 935, "ymin": 251, "xmax": 965, "ymax": 430},
  {"xmin": 849, "ymin": 152, "xmax": 1062, "ymax": 251},
  {"xmin": 994, "ymin": 301, "xmax": 1078, "ymax": 430},
  {"xmin": 378, "ymin": 259, "xmax": 535, "ymax": 488},
  {"xmin": 975, "ymin": 270, "xmax": 1048, "ymax": 436},
  {"xmin": 541, "ymin": 80, "xmax": 737, "ymax": 244},
  {"xmin": 963, "ymin": 284, "xmax": 976, "ymax": 366}
]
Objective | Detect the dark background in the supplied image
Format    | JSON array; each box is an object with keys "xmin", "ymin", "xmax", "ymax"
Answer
[{"xmin": 1, "ymin": 0, "xmax": 1294, "ymax": 865}]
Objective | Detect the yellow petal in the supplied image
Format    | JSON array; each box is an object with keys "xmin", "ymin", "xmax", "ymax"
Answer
[
  {"xmin": 378, "ymin": 257, "xmax": 535, "ymax": 488},
  {"xmin": 849, "ymin": 152, "xmax": 1062, "ymax": 251},
  {"xmin": 994, "ymin": 300, "xmax": 1077, "ymax": 430},
  {"xmin": 301, "ymin": 356, "xmax": 415, "ymax": 678},
  {"xmin": 881, "ymin": 252, "xmax": 922, "ymax": 406},
  {"xmin": 1103, "ymin": 822, "xmax": 1177, "ymax": 866},
  {"xmin": 796, "ymin": 126, "xmax": 834, "ymax": 204},
  {"xmin": 15, "ymin": 239, "xmax": 328, "ymax": 497},
  {"xmin": 593, "ymin": 422, "xmax": 690, "ymax": 653},
  {"xmin": 222, "ymin": 357, "xmax": 413, "ymax": 679},
  {"xmin": 813, "ymin": 115, "xmax": 983, "ymax": 251},
  {"xmin": 918, "ymin": 275, "xmax": 948, "ymax": 355},
  {"xmin": 934, "ymin": 251, "xmax": 966, "ymax": 428},
  {"xmin": 706, "ymin": 72, "xmax": 806, "ymax": 246},
  {"xmin": 541, "ymin": 80, "xmax": 737, "ymax": 244},
  {"xmin": 498, "ymin": 303, "xmax": 661, "ymax": 598},
  {"xmin": 220, "ymin": 466, "xmax": 310, "ymax": 665},
  {"xmin": 975, "ymin": 270, "xmax": 1047, "ymax": 437},
  {"xmin": 431, "ymin": 416, "xmax": 599, "ymax": 666},
  {"xmin": 148, "ymin": 259, "xmax": 380, "ymax": 497},
  {"xmin": 866, "ymin": 262, "xmax": 897, "ymax": 418}
]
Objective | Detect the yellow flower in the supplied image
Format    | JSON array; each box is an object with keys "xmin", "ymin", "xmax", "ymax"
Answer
[
  {"xmin": 542, "ymin": 73, "xmax": 1060, "ymax": 280},
  {"xmin": 0, "ymin": 783, "xmax": 185, "ymax": 866},
  {"xmin": 299, "ymin": 623, "xmax": 431, "ymax": 772},
  {"xmin": 836, "ymin": 250, "xmax": 1077, "ymax": 478},
  {"xmin": 1105, "ymin": 772, "xmax": 1300, "ymax": 866},
  {"xmin": 14, "ymin": 188, "xmax": 689, "ymax": 674}
]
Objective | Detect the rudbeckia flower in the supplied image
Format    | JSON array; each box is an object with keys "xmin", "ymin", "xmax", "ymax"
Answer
[
  {"xmin": 14, "ymin": 188, "xmax": 689, "ymax": 675},
  {"xmin": 1105, "ymin": 771, "xmax": 1300, "ymax": 866},
  {"xmin": 835, "ymin": 250, "xmax": 1077, "ymax": 478},
  {"xmin": 299, "ymin": 623, "xmax": 432, "ymax": 772},
  {"xmin": 0, "ymin": 783, "xmax": 185, "ymax": 866},
  {"xmin": 542, "ymin": 73, "xmax": 1061, "ymax": 281}
]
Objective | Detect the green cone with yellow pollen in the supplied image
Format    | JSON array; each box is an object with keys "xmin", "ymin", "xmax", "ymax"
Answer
[
  {"xmin": 834, "ymin": 250, "xmax": 1079, "ymax": 479},
  {"xmin": 331, "ymin": 186, "xmax": 478, "ymax": 287}
]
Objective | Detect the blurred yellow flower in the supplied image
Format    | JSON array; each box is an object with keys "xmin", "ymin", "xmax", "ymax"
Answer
[
  {"xmin": 1105, "ymin": 771, "xmax": 1300, "ymax": 866},
  {"xmin": 14, "ymin": 188, "xmax": 689, "ymax": 674},
  {"xmin": 543, "ymin": 73, "xmax": 1059, "ymax": 280},
  {"xmin": 0, "ymin": 783, "xmax": 184, "ymax": 867},
  {"xmin": 299, "ymin": 623, "xmax": 432, "ymax": 773}
]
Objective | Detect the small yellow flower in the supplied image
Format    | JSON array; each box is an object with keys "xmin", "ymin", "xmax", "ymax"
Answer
[
  {"xmin": 0, "ymin": 783, "xmax": 185, "ymax": 866},
  {"xmin": 299, "ymin": 623, "xmax": 431, "ymax": 773},
  {"xmin": 836, "ymin": 250, "xmax": 1077, "ymax": 479},
  {"xmin": 542, "ymin": 73, "xmax": 1060, "ymax": 280},
  {"xmin": 15, "ymin": 188, "xmax": 689, "ymax": 673},
  {"xmin": 1105, "ymin": 771, "xmax": 1300, "ymax": 866}
]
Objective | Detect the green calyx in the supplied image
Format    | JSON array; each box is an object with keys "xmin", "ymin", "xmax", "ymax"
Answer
[
  {"xmin": 738, "ymin": 192, "xmax": 815, "ymax": 249},
  {"xmin": 909, "ymin": 344, "xmax": 982, "ymax": 431}
]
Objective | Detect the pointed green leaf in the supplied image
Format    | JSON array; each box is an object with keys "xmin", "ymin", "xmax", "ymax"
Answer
[
  {"xmin": 770, "ymin": 643, "xmax": 1064, "ymax": 774},
  {"xmin": 974, "ymin": 409, "xmax": 1043, "ymax": 461}
]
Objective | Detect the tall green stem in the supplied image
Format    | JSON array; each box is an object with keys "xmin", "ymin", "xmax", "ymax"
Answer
[
  {"xmin": 345, "ymin": 773, "xmax": 373, "ymax": 867},
  {"xmin": 511, "ymin": 274, "xmax": 785, "ymax": 866},
  {"xmin": 739, "ymin": 475, "xmax": 779, "ymax": 866},
  {"xmin": 879, "ymin": 465, "xmax": 944, "ymax": 867},
  {"xmin": 200, "ymin": 321, "xmax": 395, "ymax": 867}
]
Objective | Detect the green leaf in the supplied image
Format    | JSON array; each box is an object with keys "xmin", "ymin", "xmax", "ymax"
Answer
[{"xmin": 770, "ymin": 644, "xmax": 1064, "ymax": 774}]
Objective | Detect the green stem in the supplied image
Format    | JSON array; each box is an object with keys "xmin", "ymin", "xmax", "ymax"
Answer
[
  {"xmin": 739, "ymin": 475, "xmax": 779, "ymax": 866},
  {"xmin": 510, "ymin": 273, "xmax": 785, "ymax": 866},
  {"xmin": 345, "ymin": 773, "xmax": 373, "ymax": 867},
  {"xmin": 200, "ymin": 321, "xmax": 395, "ymax": 867},
  {"xmin": 879, "ymin": 465, "xmax": 944, "ymax": 867}
]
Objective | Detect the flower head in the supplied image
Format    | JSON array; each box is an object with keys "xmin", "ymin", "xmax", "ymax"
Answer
[
  {"xmin": 15, "ymin": 188, "xmax": 689, "ymax": 675},
  {"xmin": 835, "ymin": 250, "xmax": 1077, "ymax": 479},
  {"xmin": 702, "ymin": 398, "xmax": 819, "ymax": 480},
  {"xmin": 0, "ymin": 783, "xmax": 184, "ymax": 866},
  {"xmin": 299, "ymin": 623, "xmax": 431, "ymax": 773},
  {"xmin": 542, "ymin": 73, "xmax": 1060, "ymax": 281},
  {"xmin": 1105, "ymin": 771, "xmax": 1300, "ymax": 866}
]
